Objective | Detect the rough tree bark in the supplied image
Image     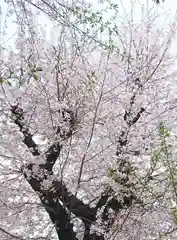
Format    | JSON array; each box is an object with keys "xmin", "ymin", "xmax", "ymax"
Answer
[{"xmin": 11, "ymin": 101, "xmax": 142, "ymax": 240}]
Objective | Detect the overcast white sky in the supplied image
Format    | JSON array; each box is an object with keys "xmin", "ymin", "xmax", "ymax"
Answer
[{"xmin": 1, "ymin": 0, "xmax": 177, "ymax": 50}]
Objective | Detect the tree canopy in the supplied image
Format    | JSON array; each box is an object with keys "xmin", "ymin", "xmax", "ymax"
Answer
[{"xmin": 0, "ymin": 0, "xmax": 177, "ymax": 239}]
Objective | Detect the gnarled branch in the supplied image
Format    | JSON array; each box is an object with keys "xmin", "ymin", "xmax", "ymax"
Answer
[{"xmin": 11, "ymin": 104, "xmax": 105, "ymax": 240}]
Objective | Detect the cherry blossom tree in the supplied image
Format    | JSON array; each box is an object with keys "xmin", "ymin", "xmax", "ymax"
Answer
[{"xmin": 0, "ymin": 1, "xmax": 177, "ymax": 239}]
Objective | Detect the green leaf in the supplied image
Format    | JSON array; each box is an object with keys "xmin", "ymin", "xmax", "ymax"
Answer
[
  {"xmin": 165, "ymin": 131, "xmax": 170, "ymax": 137},
  {"xmin": 108, "ymin": 167, "xmax": 117, "ymax": 181},
  {"xmin": 159, "ymin": 125, "xmax": 165, "ymax": 135},
  {"xmin": 0, "ymin": 79, "xmax": 12, "ymax": 86},
  {"xmin": 0, "ymin": 78, "xmax": 4, "ymax": 84},
  {"xmin": 172, "ymin": 208, "xmax": 177, "ymax": 225},
  {"xmin": 33, "ymin": 72, "xmax": 38, "ymax": 81}
]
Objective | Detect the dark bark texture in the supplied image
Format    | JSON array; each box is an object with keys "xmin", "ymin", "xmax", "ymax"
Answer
[{"xmin": 11, "ymin": 103, "xmax": 140, "ymax": 239}]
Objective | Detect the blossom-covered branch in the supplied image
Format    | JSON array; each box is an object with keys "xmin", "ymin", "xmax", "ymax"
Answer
[{"xmin": 11, "ymin": 104, "xmax": 106, "ymax": 240}]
